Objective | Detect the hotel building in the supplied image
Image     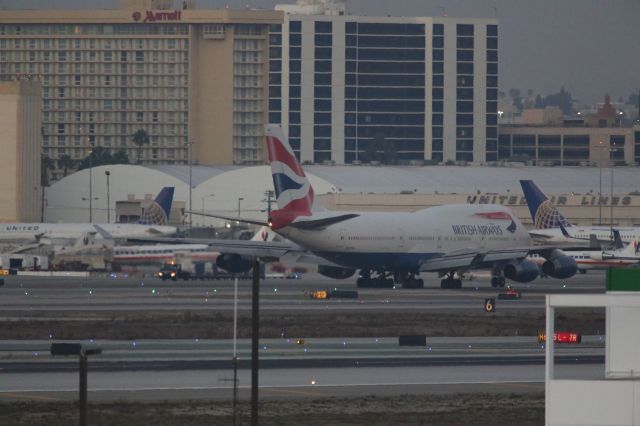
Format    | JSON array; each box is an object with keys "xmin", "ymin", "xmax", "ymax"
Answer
[
  {"xmin": 0, "ymin": 0, "xmax": 281, "ymax": 180},
  {"xmin": 268, "ymin": 1, "xmax": 498, "ymax": 164}
]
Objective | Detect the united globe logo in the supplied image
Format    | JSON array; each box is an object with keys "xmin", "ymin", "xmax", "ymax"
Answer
[{"xmin": 534, "ymin": 200, "xmax": 567, "ymax": 229}]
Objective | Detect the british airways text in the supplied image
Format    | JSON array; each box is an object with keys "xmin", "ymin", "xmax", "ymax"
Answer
[{"xmin": 451, "ymin": 224, "xmax": 503, "ymax": 236}]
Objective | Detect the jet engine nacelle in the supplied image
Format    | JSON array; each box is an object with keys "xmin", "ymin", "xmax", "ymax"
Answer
[
  {"xmin": 317, "ymin": 265, "xmax": 356, "ymax": 280},
  {"xmin": 542, "ymin": 253, "xmax": 577, "ymax": 279},
  {"xmin": 216, "ymin": 253, "xmax": 254, "ymax": 273},
  {"xmin": 590, "ymin": 252, "xmax": 606, "ymax": 261},
  {"xmin": 503, "ymin": 260, "xmax": 539, "ymax": 283}
]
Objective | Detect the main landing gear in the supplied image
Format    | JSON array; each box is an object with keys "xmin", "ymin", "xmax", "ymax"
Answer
[
  {"xmin": 356, "ymin": 270, "xmax": 424, "ymax": 289},
  {"xmin": 490, "ymin": 276, "xmax": 506, "ymax": 288},
  {"xmin": 356, "ymin": 270, "xmax": 394, "ymax": 288},
  {"xmin": 395, "ymin": 272, "xmax": 424, "ymax": 289},
  {"xmin": 490, "ymin": 266, "xmax": 506, "ymax": 287},
  {"xmin": 440, "ymin": 271, "xmax": 462, "ymax": 289}
]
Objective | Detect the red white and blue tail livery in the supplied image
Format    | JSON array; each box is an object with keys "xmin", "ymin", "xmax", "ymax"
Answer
[{"xmin": 265, "ymin": 125, "xmax": 314, "ymax": 230}]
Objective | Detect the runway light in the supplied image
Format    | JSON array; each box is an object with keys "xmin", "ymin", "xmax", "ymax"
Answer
[
  {"xmin": 88, "ymin": 290, "xmax": 93, "ymax": 295},
  {"xmin": 311, "ymin": 380, "xmax": 316, "ymax": 385},
  {"xmin": 48, "ymin": 334, "xmax": 53, "ymax": 339},
  {"xmin": 89, "ymin": 339, "xmax": 94, "ymax": 343},
  {"xmin": 140, "ymin": 282, "xmax": 145, "ymax": 287},
  {"xmin": 263, "ymin": 346, "xmax": 268, "ymax": 350},
  {"xmin": 273, "ymin": 288, "xmax": 278, "ymax": 292},
  {"xmin": 24, "ymin": 291, "xmax": 28, "ymax": 296},
  {"xmin": 343, "ymin": 341, "xmax": 346, "ymax": 346},
  {"xmin": 428, "ymin": 347, "xmax": 432, "ymax": 351},
  {"xmin": 33, "ymin": 352, "xmax": 39, "ymax": 357},
  {"xmin": 131, "ymin": 341, "xmax": 137, "ymax": 348},
  {"xmin": 152, "ymin": 289, "xmax": 156, "ymax": 294},
  {"xmin": 195, "ymin": 338, "xmax": 199, "ymax": 343}
]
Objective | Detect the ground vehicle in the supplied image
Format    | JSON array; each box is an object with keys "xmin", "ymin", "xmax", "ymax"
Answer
[
  {"xmin": 498, "ymin": 286, "xmax": 521, "ymax": 300},
  {"xmin": 158, "ymin": 262, "xmax": 190, "ymax": 281}
]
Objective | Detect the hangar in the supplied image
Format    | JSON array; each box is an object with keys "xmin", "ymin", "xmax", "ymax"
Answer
[{"xmin": 45, "ymin": 164, "xmax": 640, "ymax": 227}]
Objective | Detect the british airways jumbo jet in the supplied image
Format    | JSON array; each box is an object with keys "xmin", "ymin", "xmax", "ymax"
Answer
[
  {"xmin": 0, "ymin": 187, "xmax": 177, "ymax": 244},
  {"xmin": 263, "ymin": 125, "xmax": 580, "ymax": 288},
  {"xmin": 178, "ymin": 125, "xmax": 578, "ymax": 289}
]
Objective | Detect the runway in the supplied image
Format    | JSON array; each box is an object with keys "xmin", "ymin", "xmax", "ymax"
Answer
[
  {"xmin": 0, "ymin": 272, "xmax": 608, "ymax": 402},
  {"xmin": 0, "ymin": 271, "xmax": 606, "ymax": 313}
]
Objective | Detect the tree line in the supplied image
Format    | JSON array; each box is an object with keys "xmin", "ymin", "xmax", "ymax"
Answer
[{"xmin": 41, "ymin": 129, "xmax": 151, "ymax": 185}]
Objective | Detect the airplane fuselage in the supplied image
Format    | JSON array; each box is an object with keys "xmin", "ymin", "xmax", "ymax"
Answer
[
  {"xmin": 112, "ymin": 244, "xmax": 216, "ymax": 266},
  {"xmin": 0, "ymin": 223, "xmax": 177, "ymax": 243},
  {"xmin": 529, "ymin": 227, "xmax": 640, "ymax": 245},
  {"xmin": 276, "ymin": 204, "xmax": 531, "ymax": 272}
]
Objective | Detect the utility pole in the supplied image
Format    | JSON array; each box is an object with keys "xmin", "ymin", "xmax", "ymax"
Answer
[{"xmin": 251, "ymin": 258, "xmax": 260, "ymax": 426}]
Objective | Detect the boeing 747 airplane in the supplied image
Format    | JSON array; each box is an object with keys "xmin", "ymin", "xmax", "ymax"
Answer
[{"xmin": 157, "ymin": 125, "xmax": 579, "ymax": 289}]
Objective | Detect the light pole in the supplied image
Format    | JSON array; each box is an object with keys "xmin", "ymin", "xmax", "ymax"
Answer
[
  {"xmin": 188, "ymin": 140, "xmax": 193, "ymax": 229},
  {"xmin": 88, "ymin": 148, "xmax": 93, "ymax": 223},
  {"xmin": 596, "ymin": 141, "xmax": 606, "ymax": 225},
  {"xmin": 610, "ymin": 143, "xmax": 617, "ymax": 233},
  {"xmin": 201, "ymin": 194, "xmax": 214, "ymax": 226},
  {"xmin": 105, "ymin": 170, "xmax": 111, "ymax": 224},
  {"xmin": 237, "ymin": 197, "xmax": 244, "ymax": 218}
]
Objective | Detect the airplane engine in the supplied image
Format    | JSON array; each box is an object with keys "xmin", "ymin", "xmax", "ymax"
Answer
[
  {"xmin": 503, "ymin": 260, "xmax": 539, "ymax": 283},
  {"xmin": 216, "ymin": 254, "xmax": 254, "ymax": 273},
  {"xmin": 590, "ymin": 252, "xmax": 606, "ymax": 261},
  {"xmin": 542, "ymin": 253, "xmax": 577, "ymax": 279},
  {"xmin": 317, "ymin": 265, "xmax": 356, "ymax": 280}
]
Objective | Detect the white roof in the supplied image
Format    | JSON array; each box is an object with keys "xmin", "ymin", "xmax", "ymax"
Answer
[{"xmin": 45, "ymin": 164, "xmax": 640, "ymax": 224}]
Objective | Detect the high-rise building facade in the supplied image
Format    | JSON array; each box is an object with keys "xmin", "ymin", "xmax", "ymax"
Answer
[
  {"xmin": 0, "ymin": 2, "xmax": 281, "ymax": 180},
  {"xmin": 269, "ymin": 3, "xmax": 498, "ymax": 164}
]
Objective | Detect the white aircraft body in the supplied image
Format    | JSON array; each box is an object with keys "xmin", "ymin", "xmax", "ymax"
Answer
[
  {"xmin": 520, "ymin": 180, "xmax": 640, "ymax": 245},
  {"xmin": 529, "ymin": 240, "xmax": 640, "ymax": 272},
  {"xmin": 0, "ymin": 187, "xmax": 177, "ymax": 246},
  {"xmin": 170, "ymin": 125, "xmax": 579, "ymax": 289}
]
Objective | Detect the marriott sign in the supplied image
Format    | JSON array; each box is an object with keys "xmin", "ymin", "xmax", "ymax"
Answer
[{"xmin": 132, "ymin": 10, "xmax": 182, "ymax": 22}]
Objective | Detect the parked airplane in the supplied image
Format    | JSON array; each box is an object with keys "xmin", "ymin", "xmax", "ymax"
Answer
[
  {"xmin": 113, "ymin": 226, "xmax": 274, "ymax": 269},
  {"xmin": 0, "ymin": 187, "xmax": 177, "ymax": 246},
  {"xmin": 169, "ymin": 125, "xmax": 579, "ymax": 289},
  {"xmin": 529, "ymin": 238, "xmax": 640, "ymax": 273},
  {"xmin": 520, "ymin": 180, "xmax": 640, "ymax": 244}
]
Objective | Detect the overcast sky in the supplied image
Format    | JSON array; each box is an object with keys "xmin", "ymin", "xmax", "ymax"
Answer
[{"xmin": 2, "ymin": 0, "xmax": 639, "ymax": 104}]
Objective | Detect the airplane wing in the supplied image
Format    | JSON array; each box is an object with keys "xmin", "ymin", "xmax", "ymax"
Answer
[
  {"xmin": 187, "ymin": 211, "xmax": 269, "ymax": 227},
  {"xmin": 127, "ymin": 236, "xmax": 303, "ymax": 259},
  {"xmin": 419, "ymin": 248, "xmax": 531, "ymax": 273}
]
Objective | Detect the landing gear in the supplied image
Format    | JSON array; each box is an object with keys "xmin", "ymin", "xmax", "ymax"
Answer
[
  {"xmin": 440, "ymin": 272, "xmax": 462, "ymax": 289},
  {"xmin": 356, "ymin": 270, "xmax": 394, "ymax": 288},
  {"xmin": 394, "ymin": 272, "xmax": 424, "ymax": 289},
  {"xmin": 490, "ymin": 276, "xmax": 506, "ymax": 288}
]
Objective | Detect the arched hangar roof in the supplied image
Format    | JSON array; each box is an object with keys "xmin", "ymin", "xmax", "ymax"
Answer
[{"xmin": 45, "ymin": 164, "xmax": 640, "ymax": 223}]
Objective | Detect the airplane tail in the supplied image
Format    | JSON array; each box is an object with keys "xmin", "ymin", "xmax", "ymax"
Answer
[
  {"xmin": 265, "ymin": 125, "xmax": 314, "ymax": 229},
  {"xmin": 250, "ymin": 226, "xmax": 277, "ymax": 242},
  {"xmin": 621, "ymin": 239, "xmax": 639, "ymax": 256},
  {"xmin": 137, "ymin": 187, "xmax": 175, "ymax": 226},
  {"xmin": 520, "ymin": 180, "xmax": 568, "ymax": 229}
]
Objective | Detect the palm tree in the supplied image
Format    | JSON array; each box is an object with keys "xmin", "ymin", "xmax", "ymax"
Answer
[
  {"xmin": 40, "ymin": 155, "xmax": 55, "ymax": 187},
  {"xmin": 57, "ymin": 154, "xmax": 76, "ymax": 177},
  {"xmin": 132, "ymin": 129, "xmax": 150, "ymax": 164}
]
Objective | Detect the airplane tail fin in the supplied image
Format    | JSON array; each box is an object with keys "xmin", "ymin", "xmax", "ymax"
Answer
[
  {"xmin": 520, "ymin": 180, "xmax": 568, "ymax": 229},
  {"xmin": 250, "ymin": 226, "xmax": 277, "ymax": 242},
  {"xmin": 621, "ymin": 239, "xmax": 639, "ymax": 256},
  {"xmin": 612, "ymin": 229, "xmax": 624, "ymax": 250},
  {"xmin": 137, "ymin": 187, "xmax": 175, "ymax": 226},
  {"xmin": 265, "ymin": 124, "xmax": 314, "ymax": 229}
]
